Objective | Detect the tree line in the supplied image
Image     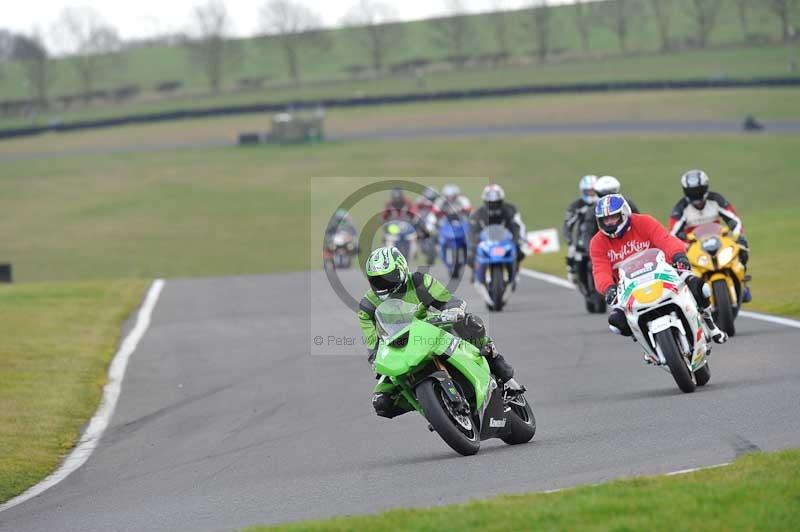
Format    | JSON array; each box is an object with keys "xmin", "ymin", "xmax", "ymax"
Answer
[{"xmin": 0, "ymin": 0, "xmax": 798, "ymax": 113}]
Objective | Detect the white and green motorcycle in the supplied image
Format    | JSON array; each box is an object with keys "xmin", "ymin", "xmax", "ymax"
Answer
[{"xmin": 615, "ymin": 249, "xmax": 712, "ymax": 393}]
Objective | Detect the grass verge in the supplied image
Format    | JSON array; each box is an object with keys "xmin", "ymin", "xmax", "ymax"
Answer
[
  {"xmin": 0, "ymin": 279, "xmax": 149, "ymax": 503},
  {"xmin": 244, "ymin": 449, "xmax": 800, "ymax": 532}
]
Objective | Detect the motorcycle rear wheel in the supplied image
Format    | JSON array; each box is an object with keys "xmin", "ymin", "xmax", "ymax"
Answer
[
  {"xmin": 501, "ymin": 394, "xmax": 536, "ymax": 445},
  {"xmin": 654, "ymin": 329, "xmax": 696, "ymax": 393},
  {"xmin": 694, "ymin": 362, "xmax": 711, "ymax": 386},
  {"xmin": 416, "ymin": 379, "xmax": 480, "ymax": 456}
]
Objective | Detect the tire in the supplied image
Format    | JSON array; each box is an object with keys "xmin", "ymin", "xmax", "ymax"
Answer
[
  {"xmin": 416, "ymin": 379, "xmax": 480, "ymax": 456},
  {"xmin": 712, "ymin": 279, "xmax": 736, "ymax": 337},
  {"xmin": 501, "ymin": 394, "xmax": 536, "ymax": 445},
  {"xmin": 489, "ymin": 264, "xmax": 505, "ymax": 311},
  {"xmin": 694, "ymin": 362, "xmax": 711, "ymax": 386},
  {"xmin": 654, "ymin": 329, "xmax": 696, "ymax": 393},
  {"xmin": 585, "ymin": 298, "xmax": 597, "ymax": 313}
]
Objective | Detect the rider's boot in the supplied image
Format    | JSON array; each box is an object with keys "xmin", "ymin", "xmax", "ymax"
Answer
[
  {"xmin": 372, "ymin": 393, "xmax": 407, "ymax": 419},
  {"xmin": 481, "ymin": 342, "xmax": 514, "ymax": 383},
  {"xmin": 702, "ymin": 309, "xmax": 728, "ymax": 344},
  {"xmin": 743, "ymin": 274, "xmax": 752, "ymax": 303}
]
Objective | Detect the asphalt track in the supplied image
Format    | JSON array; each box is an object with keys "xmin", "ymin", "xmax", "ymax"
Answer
[
  {"xmin": 2, "ymin": 267, "xmax": 800, "ymax": 532},
  {"xmin": 2, "ymin": 120, "xmax": 800, "ymax": 161}
]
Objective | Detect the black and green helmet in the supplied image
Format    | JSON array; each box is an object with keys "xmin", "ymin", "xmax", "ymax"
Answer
[{"xmin": 365, "ymin": 246, "xmax": 409, "ymax": 299}]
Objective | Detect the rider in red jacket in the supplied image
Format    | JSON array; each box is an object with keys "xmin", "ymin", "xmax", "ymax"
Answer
[{"xmin": 590, "ymin": 194, "xmax": 727, "ymax": 344}]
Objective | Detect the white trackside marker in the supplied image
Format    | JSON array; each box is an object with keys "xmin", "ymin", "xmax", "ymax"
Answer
[
  {"xmin": 519, "ymin": 267, "xmax": 800, "ymax": 329},
  {"xmin": 0, "ymin": 279, "xmax": 165, "ymax": 514}
]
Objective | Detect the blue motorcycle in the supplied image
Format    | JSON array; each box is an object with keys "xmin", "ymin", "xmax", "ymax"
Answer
[
  {"xmin": 475, "ymin": 224, "xmax": 517, "ymax": 311},
  {"xmin": 438, "ymin": 214, "xmax": 468, "ymax": 279}
]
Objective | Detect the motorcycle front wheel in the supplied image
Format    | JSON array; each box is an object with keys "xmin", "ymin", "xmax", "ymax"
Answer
[
  {"xmin": 489, "ymin": 264, "xmax": 505, "ymax": 311},
  {"xmin": 654, "ymin": 329, "xmax": 696, "ymax": 393},
  {"xmin": 416, "ymin": 379, "xmax": 480, "ymax": 456},
  {"xmin": 712, "ymin": 279, "xmax": 736, "ymax": 337}
]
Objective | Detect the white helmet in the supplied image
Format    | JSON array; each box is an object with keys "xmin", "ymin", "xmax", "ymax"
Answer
[
  {"xmin": 579, "ymin": 175, "xmax": 598, "ymax": 203},
  {"xmin": 442, "ymin": 184, "xmax": 460, "ymax": 200},
  {"xmin": 594, "ymin": 175, "xmax": 621, "ymax": 198},
  {"xmin": 481, "ymin": 184, "xmax": 505, "ymax": 213}
]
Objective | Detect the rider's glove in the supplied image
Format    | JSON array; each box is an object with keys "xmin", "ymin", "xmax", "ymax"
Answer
[
  {"xmin": 672, "ymin": 253, "xmax": 692, "ymax": 272},
  {"xmin": 440, "ymin": 307, "xmax": 465, "ymax": 323},
  {"xmin": 604, "ymin": 286, "xmax": 618, "ymax": 305}
]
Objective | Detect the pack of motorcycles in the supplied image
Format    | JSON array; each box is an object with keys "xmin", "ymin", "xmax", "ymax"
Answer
[{"xmin": 326, "ymin": 197, "xmax": 748, "ymax": 456}]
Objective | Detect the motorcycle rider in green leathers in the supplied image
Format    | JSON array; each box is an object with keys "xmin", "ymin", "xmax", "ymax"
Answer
[{"xmin": 358, "ymin": 246, "xmax": 516, "ymax": 418}]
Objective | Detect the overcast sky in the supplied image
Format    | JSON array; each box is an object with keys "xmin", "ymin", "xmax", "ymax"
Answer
[{"xmin": 5, "ymin": 0, "xmax": 573, "ymax": 50}]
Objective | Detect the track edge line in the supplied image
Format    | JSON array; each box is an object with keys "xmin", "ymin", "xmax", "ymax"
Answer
[{"xmin": 0, "ymin": 278, "xmax": 165, "ymax": 513}]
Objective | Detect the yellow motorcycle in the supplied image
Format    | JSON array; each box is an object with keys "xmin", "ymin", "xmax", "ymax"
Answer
[{"xmin": 686, "ymin": 222, "xmax": 747, "ymax": 337}]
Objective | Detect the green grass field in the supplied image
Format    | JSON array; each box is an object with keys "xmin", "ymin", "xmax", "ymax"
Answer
[
  {"xmin": 0, "ymin": 279, "xmax": 149, "ymax": 502},
  {"xmin": 244, "ymin": 448, "xmax": 800, "ymax": 532}
]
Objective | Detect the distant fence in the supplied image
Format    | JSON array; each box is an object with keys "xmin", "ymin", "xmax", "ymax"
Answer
[{"xmin": 2, "ymin": 76, "xmax": 800, "ymax": 141}]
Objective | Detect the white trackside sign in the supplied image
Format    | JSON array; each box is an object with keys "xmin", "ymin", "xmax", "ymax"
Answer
[{"xmin": 526, "ymin": 228, "xmax": 560, "ymax": 255}]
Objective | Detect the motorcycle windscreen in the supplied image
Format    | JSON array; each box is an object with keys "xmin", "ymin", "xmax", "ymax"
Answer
[{"xmin": 480, "ymin": 224, "xmax": 512, "ymax": 244}]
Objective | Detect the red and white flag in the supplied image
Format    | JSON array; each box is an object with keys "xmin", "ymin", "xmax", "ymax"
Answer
[{"xmin": 525, "ymin": 228, "xmax": 560, "ymax": 255}]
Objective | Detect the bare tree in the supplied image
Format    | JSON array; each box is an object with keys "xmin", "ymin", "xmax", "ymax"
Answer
[
  {"xmin": 342, "ymin": 0, "xmax": 405, "ymax": 73},
  {"xmin": 524, "ymin": 0, "xmax": 554, "ymax": 62},
  {"xmin": 186, "ymin": 0, "xmax": 241, "ymax": 93},
  {"xmin": 597, "ymin": 0, "xmax": 638, "ymax": 54},
  {"xmin": 572, "ymin": 0, "xmax": 593, "ymax": 54},
  {"xmin": 53, "ymin": 7, "xmax": 122, "ymax": 102},
  {"xmin": 734, "ymin": 0, "xmax": 752, "ymax": 37},
  {"xmin": 684, "ymin": 0, "xmax": 723, "ymax": 49},
  {"xmin": 261, "ymin": 0, "xmax": 327, "ymax": 83},
  {"xmin": 649, "ymin": 0, "xmax": 673, "ymax": 52},
  {"xmin": 14, "ymin": 31, "xmax": 54, "ymax": 106},
  {"xmin": 769, "ymin": 0, "xmax": 799, "ymax": 43},
  {"xmin": 429, "ymin": 0, "xmax": 473, "ymax": 67},
  {"xmin": 487, "ymin": 0, "xmax": 511, "ymax": 58}
]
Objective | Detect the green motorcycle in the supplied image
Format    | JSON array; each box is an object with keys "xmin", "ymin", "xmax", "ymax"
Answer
[{"xmin": 373, "ymin": 299, "xmax": 536, "ymax": 456}]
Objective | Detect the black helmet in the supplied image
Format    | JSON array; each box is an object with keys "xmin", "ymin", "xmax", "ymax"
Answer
[
  {"xmin": 422, "ymin": 186, "xmax": 439, "ymax": 202},
  {"xmin": 390, "ymin": 187, "xmax": 405, "ymax": 209},
  {"xmin": 681, "ymin": 169, "xmax": 709, "ymax": 208}
]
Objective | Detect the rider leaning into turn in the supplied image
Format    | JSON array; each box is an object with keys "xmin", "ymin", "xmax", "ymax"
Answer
[
  {"xmin": 468, "ymin": 184, "xmax": 526, "ymax": 269},
  {"xmin": 589, "ymin": 194, "xmax": 728, "ymax": 345},
  {"xmin": 358, "ymin": 246, "xmax": 515, "ymax": 418},
  {"xmin": 669, "ymin": 169, "xmax": 751, "ymax": 302}
]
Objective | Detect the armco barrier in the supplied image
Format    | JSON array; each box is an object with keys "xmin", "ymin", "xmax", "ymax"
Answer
[{"xmin": 2, "ymin": 76, "xmax": 799, "ymax": 141}]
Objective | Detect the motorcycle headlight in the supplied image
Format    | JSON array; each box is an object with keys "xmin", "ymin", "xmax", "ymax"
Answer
[
  {"xmin": 632, "ymin": 281, "xmax": 664, "ymax": 304},
  {"xmin": 717, "ymin": 246, "xmax": 735, "ymax": 266},
  {"xmin": 697, "ymin": 254, "xmax": 710, "ymax": 267},
  {"xmin": 491, "ymin": 246, "xmax": 507, "ymax": 257},
  {"xmin": 701, "ymin": 237, "xmax": 721, "ymax": 255}
]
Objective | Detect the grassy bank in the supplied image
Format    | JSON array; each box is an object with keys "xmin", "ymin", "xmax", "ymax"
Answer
[
  {"xmin": 3, "ymin": 45, "xmax": 799, "ymax": 130},
  {"xmin": 244, "ymin": 449, "xmax": 800, "ymax": 532},
  {"xmin": 0, "ymin": 279, "xmax": 149, "ymax": 503}
]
